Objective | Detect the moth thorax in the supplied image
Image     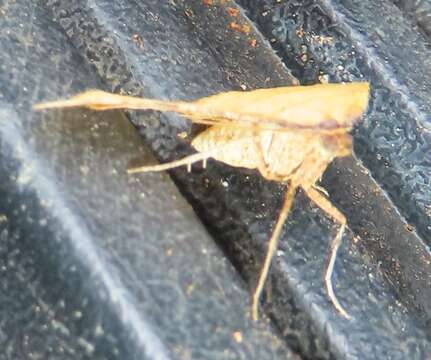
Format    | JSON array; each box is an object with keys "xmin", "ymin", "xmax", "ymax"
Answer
[{"xmin": 320, "ymin": 133, "xmax": 353, "ymax": 158}]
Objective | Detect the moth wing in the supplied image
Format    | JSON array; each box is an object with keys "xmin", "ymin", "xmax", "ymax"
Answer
[
  {"xmin": 194, "ymin": 82, "xmax": 370, "ymax": 130},
  {"xmin": 35, "ymin": 83, "xmax": 369, "ymax": 131},
  {"xmin": 34, "ymin": 90, "xmax": 232, "ymax": 127}
]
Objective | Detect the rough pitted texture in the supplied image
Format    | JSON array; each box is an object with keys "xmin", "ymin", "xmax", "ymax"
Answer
[
  {"xmin": 1, "ymin": 0, "xmax": 431, "ymax": 359},
  {"xmin": 40, "ymin": 0, "xmax": 431, "ymax": 358},
  {"xmin": 0, "ymin": 1, "xmax": 297, "ymax": 359},
  {"xmin": 238, "ymin": 0, "xmax": 431, "ymax": 322},
  {"xmin": 394, "ymin": 0, "xmax": 431, "ymax": 35},
  {"xmin": 237, "ymin": 0, "xmax": 431, "ymax": 245}
]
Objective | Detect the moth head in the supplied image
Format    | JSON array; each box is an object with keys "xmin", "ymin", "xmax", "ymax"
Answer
[{"xmin": 321, "ymin": 133, "xmax": 353, "ymax": 158}]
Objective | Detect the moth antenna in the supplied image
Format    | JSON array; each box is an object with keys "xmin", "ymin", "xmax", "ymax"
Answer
[
  {"xmin": 127, "ymin": 151, "xmax": 213, "ymax": 174},
  {"xmin": 306, "ymin": 187, "xmax": 351, "ymax": 319},
  {"xmin": 252, "ymin": 183, "xmax": 297, "ymax": 322}
]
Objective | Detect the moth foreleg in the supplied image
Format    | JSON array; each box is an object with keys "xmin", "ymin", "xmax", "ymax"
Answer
[
  {"xmin": 252, "ymin": 183, "xmax": 297, "ymax": 321},
  {"xmin": 306, "ymin": 186, "xmax": 351, "ymax": 319},
  {"xmin": 254, "ymin": 136, "xmax": 286, "ymax": 182},
  {"xmin": 127, "ymin": 151, "xmax": 213, "ymax": 174},
  {"xmin": 256, "ymin": 158, "xmax": 286, "ymax": 182}
]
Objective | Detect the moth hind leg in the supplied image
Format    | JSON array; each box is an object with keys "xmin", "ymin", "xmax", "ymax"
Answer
[
  {"xmin": 251, "ymin": 183, "xmax": 297, "ymax": 321},
  {"xmin": 127, "ymin": 151, "xmax": 213, "ymax": 174},
  {"xmin": 306, "ymin": 186, "xmax": 351, "ymax": 319}
]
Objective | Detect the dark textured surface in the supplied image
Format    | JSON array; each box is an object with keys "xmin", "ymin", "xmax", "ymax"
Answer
[
  {"xmin": 239, "ymin": 0, "xmax": 431, "ymax": 324},
  {"xmin": 1, "ymin": 0, "xmax": 431, "ymax": 359},
  {"xmin": 0, "ymin": 1, "xmax": 297, "ymax": 359},
  {"xmin": 238, "ymin": 0, "xmax": 431, "ymax": 246},
  {"xmin": 394, "ymin": 0, "xmax": 431, "ymax": 35}
]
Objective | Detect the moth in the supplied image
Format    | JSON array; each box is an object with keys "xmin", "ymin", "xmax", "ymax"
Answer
[{"xmin": 35, "ymin": 82, "xmax": 370, "ymax": 321}]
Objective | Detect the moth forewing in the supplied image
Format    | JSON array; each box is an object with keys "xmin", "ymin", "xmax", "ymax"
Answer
[
  {"xmin": 35, "ymin": 82, "xmax": 370, "ymax": 321},
  {"xmin": 194, "ymin": 82, "xmax": 369, "ymax": 129},
  {"xmin": 35, "ymin": 83, "xmax": 369, "ymax": 131}
]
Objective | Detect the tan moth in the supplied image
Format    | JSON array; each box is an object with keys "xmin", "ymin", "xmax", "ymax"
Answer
[{"xmin": 35, "ymin": 82, "xmax": 370, "ymax": 321}]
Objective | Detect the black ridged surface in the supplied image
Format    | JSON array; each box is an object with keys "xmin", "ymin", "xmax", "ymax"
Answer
[
  {"xmin": 393, "ymin": 0, "xmax": 431, "ymax": 35},
  {"xmin": 1, "ymin": 0, "xmax": 431, "ymax": 359},
  {"xmin": 0, "ymin": 1, "xmax": 297, "ymax": 359}
]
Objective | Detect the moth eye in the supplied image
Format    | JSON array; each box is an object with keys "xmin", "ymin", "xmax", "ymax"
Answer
[{"xmin": 321, "ymin": 133, "xmax": 353, "ymax": 157}]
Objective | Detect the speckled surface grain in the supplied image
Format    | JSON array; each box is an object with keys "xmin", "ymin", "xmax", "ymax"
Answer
[
  {"xmin": 393, "ymin": 0, "xmax": 431, "ymax": 36},
  {"xmin": 0, "ymin": 1, "xmax": 297, "ymax": 359},
  {"xmin": 1, "ymin": 0, "xmax": 431, "ymax": 359},
  {"xmin": 237, "ymin": 0, "xmax": 431, "ymax": 243}
]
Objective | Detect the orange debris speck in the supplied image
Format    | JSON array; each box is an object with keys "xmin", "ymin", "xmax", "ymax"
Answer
[
  {"xmin": 228, "ymin": 22, "xmax": 251, "ymax": 35},
  {"xmin": 226, "ymin": 7, "xmax": 240, "ymax": 17},
  {"xmin": 296, "ymin": 27, "xmax": 305, "ymax": 38},
  {"xmin": 405, "ymin": 224, "xmax": 414, "ymax": 232}
]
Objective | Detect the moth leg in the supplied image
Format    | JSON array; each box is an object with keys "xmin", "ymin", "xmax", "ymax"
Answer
[
  {"xmin": 252, "ymin": 183, "xmax": 297, "ymax": 321},
  {"xmin": 305, "ymin": 186, "xmax": 351, "ymax": 319},
  {"xmin": 127, "ymin": 151, "xmax": 213, "ymax": 174},
  {"xmin": 313, "ymin": 184, "xmax": 329, "ymax": 197},
  {"xmin": 254, "ymin": 136, "xmax": 286, "ymax": 182},
  {"xmin": 256, "ymin": 160, "xmax": 286, "ymax": 182}
]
